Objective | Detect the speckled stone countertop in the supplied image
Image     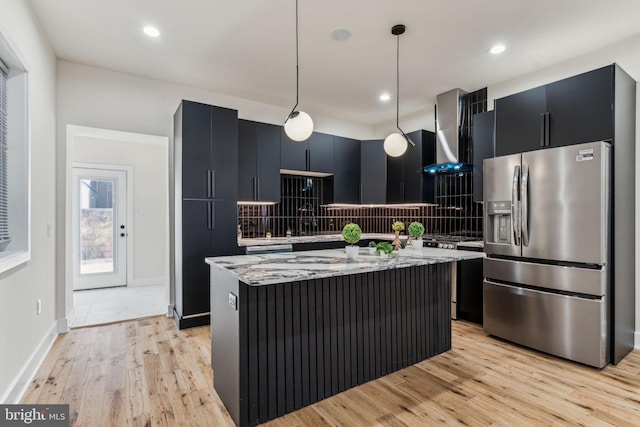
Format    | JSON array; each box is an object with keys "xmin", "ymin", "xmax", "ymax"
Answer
[
  {"xmin": 238, "ymin": 233, "xmax": 398, "ymax": 247},
  {"xmin": 205, "ymin": 247, "xmax": 484, "ymax": 286}
]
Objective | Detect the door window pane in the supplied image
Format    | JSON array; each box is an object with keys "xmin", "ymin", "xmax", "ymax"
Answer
[{"xmin": 79, "ymin": 178, "xmax": 115, "ymax": 274}]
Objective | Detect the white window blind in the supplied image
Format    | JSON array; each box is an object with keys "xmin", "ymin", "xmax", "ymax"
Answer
[{"xmin": 0, "ymin": 58, "xmax": 10, "ymax": 250}]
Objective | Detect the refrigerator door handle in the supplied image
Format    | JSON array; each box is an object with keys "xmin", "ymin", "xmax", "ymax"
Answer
[
  {"xmin": 521, "ymin": 164, "xmax": 529, "ymax": 246},
  {"xmin": 512, "ymin": 165, "xmax": 521, "ymax": 246}
]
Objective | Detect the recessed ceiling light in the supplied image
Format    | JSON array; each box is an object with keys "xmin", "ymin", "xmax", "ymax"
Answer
[
  {"xmin": 489, "ymin": 44, "xmax": 506, "ymax": 54},
  {"xmin": 143, "ymin": 26, "xmax": 160, "ymax": 37},
  {"xmin": 379, "ymin": 93, "xmax": 391, "ymax": 102},
  {"xmin": 330, "ymin": 28, "xmax": 352, "ymax": 42}
]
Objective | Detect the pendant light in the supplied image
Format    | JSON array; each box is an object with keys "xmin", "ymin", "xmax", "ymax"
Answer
[
  {"xmin": 284, "ymin": 0, "xmax": 314, "ymax": 142},
  {"xmin": 384, "ymin": 24, "xmax": 415, "ymax": 157}
]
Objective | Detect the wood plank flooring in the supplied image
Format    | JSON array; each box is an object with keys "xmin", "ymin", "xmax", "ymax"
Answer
[{"xmin": 22, "ymin": 316, "xmax": 640, "ymax": 426}]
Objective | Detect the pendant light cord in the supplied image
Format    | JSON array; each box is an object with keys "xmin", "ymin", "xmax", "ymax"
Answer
[
  {"xmin": 286, "ymin": 0, "xmax": 300, "ymax": 122},
  {"xmin": 394, "ymin": 29, "xmax": 414, "ymax": 147}
]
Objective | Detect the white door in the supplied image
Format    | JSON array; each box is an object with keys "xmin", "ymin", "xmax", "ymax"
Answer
[{"xmin": 72, "ymin": 167, "xmax": 128, "ymax": 290}]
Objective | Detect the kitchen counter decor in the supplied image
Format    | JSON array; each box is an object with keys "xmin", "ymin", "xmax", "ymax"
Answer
[
  {"xmin": 341, "ymin": 223, "xmax": 362, "ymax": 260},
  {"xmin": 391, "ymin": 220, "xmax": 405, "ymax": 250},
  {"xmin": 408, "ymin": 221, "xmax": 425, "ymax": 249}
]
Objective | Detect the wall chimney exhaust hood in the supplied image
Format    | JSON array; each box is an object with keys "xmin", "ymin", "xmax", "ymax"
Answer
[{"xmin": 424, "ymin": 88, "xmax": 472, "ymax": 174}]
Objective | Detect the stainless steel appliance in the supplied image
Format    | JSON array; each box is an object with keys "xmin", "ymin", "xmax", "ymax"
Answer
[{"xmin": 483, "ymin": 141, "xmax": 611, "ymax": 368}]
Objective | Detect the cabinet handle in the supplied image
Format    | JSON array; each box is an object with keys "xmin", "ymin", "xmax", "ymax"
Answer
[
  {"xmin": 544, "ymin": 113, "xmax": 550, "ymax": 146},
  {"xmin": 359, "ymin": 184, "xmax": 363, "ymax": 203},
  {"xmin": 539, "ymin": 114, "xmax": 545, "ymax": 147},
  {"xmin": 211, "ymin": 170, "xmax": 216, "ymax": 198},
  {"xmin": 207, "ymin": 202, "xmax": 213, "ymax": 230},
  {"xmin": 207, "ymin": 170, "xmax": 212, "ymax": 197},
  {"xmin": 305, "ymin": 149, "xmax": 311, "ymax": 171},
  {"xmin": 257, "ymin": 177, "xmax": 260, "ymax": 200},
  {"xmin": 252, "ymin": 177, "xmax": 258, "ymax": 201},
  {"xmin": 401, "ymin": 182, "xmax": 405, "ymax": 202}
]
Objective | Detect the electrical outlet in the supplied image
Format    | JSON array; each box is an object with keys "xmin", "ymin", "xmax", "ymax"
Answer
[
  {"xmin": 37, "ymin": 299, "xmax": 42, "ymax": 315},
  {"xmin": 228, "ymin": 292, "xmax": 237, "ymax": 310}
]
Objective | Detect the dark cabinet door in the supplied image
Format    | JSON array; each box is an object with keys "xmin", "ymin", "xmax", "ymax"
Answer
[
  {"xmin": 360, "ymin": 140, "xmax": 387, "ymax": 204},
  {"xmin": 180, "ymin": 200, "xmax": 214, "ymax": 316},
  {"xmin": 546, "ymin": 65, "xmax": 613, "ymax": 147},
  {"xmin": 495, "ymin": 86, "xmax": 547, "ymax": 156},
  {"xmin": 280, "ymin": 128, "xmax": 308, "ymax": 171},
  {"xmin": 255, "ymin": 122, "xmax": 281, "ymax": 202},
  {"xmin": 402, "ymin": 130, "xmax": 426, "ymax": 203},
  {"xmin": 210, "ymin": 106, "xmax": 239, "ymax": 200},
  {"xmin": 238, "ymin": 120, "xmax": 258, "ymax": 201},
  {"xmin": 386, "ymin": 156, "xmax": 403, "ymax": 204},
  {"xmin": 181, "ymin": 101, "xmax": 213, "ymax": 199},
  {"xmin": 238, "ymin": 121, "xmax": 281, "ymax": 202},
  {"xmin": 472, "ymin": 111, "xmax": 495, "ymax": 201},
  {"xmin": 333, "ymin": 136, "xmax": 361, "ymax": 203},
  {"xmin": 307, "ymin": 132, "xmax": 334, "ymax": 173},
  {"xmin": 212, "ymin": 200, "xmax": 240, "ymax": 256}
]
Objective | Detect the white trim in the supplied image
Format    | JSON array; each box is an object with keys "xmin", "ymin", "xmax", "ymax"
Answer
[
  {"xmin": 1, "ymin": 322, "xmax": 58, "ymax": 404},
  {"xmin": 635, "ymin": 331, "xmax": 640, "ymax": 350},
  {"xmin": 66, "ymin": 125, "xmax": 167, "ymax": 146},
  {"xmin": 167, "ymin": 304, "xmax": 174, "ymax": 317}
]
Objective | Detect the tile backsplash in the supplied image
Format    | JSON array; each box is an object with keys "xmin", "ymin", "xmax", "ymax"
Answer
[{"xmin": 238, "ymin": 171, "xmax": 482, "ymax": 239}]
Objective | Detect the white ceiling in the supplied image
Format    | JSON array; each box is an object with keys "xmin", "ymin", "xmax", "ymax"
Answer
[{"xmin": 29, "ymin": 0, "xmax": 640, "ymax": 126}]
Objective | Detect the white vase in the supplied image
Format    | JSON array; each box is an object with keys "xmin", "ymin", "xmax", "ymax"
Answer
[
  {"xmin": 411, "ymin": 239, "xmax": 423, "ymax": 249},
  {"xmin": 368, "ymin": 247, "xmax": 376, "ymax": 255},
  {"xmin": 398, "ymin": 248, "xmax": 407, "ymax": 256},
  {"xmin": 345, "ymin": 245, "xmax": 359, "ymax": 260}
]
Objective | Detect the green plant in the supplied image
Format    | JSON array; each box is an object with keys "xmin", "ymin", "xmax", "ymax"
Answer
[
  {"xmin": 408, "ymin": 221, "xmax": 425, "ymax": 239},
  {"xmin": 392, "ymin": 221, "xmax": 405, "ymax": 232},
  {"xmin": 342, "ymin": 223, "xmax": 362, "ymax": 245},
  {"xmin": 375, "ymin": 241, "xmax": 394, "ymax": 255},
  {"xmin": 399, "ymin": 239, "xmax": 407, "ymax": 249},
  {"xmin": 368, "ymin": 241, "xmax": 377, "ymax": 248}
]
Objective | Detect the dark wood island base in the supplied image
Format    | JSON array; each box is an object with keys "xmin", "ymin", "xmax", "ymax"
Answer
[{"xmin": 210, "ymin": 262, "xmax": 452, "ymax": 426}]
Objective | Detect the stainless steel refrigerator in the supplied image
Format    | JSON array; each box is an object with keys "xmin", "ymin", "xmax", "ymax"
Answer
[{"xmin": 483, "ymin": 140, "xmax": 611, "ymax": 368}]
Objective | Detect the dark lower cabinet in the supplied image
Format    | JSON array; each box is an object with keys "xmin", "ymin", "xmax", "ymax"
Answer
[{"xmin": 457, "ymin": 257, "xmax": 484, "ymax": 324}]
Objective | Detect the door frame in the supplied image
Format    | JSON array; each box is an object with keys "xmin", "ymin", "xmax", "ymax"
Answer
[{"xmin": 71, "ymin": 164, "xmax": 132, "ymax": 289}]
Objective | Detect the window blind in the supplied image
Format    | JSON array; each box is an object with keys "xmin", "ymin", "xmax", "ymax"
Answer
[{"xmin": 0, "ymin": 58, "xmax": 10, "ymax": 250}]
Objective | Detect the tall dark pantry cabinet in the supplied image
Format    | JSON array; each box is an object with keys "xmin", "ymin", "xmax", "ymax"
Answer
[{"xmin": 171, "ymin": 100, "xmax": 239, "ymax": 329}]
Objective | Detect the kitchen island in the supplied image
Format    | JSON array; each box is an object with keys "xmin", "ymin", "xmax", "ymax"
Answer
[{"xmin": 206, "ymin": 247, "xmax": 483, "ymax": 426}]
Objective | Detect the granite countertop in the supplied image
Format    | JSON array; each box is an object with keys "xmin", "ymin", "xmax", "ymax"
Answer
[
  {"xmin": 205, "ymin": 247, "xmax": 484, "ymax": 286},
  {"xmin": 237, "ymin": 233, "xmax": 395, "ymax": 247}
]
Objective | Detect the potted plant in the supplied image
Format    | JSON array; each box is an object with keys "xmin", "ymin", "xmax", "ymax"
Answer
[
  {"xmin": 408, "ymin": 221, "xmax": 425, "ymax": 249},
  {"xmin": 398, "ymin": 238, "xmax": 408, "ymax": 256},
  {"xmin": 368, "ymin": 241, "xmax": 377, "ymax": 255},
  {"xmin": 391, "ymin": 221, "xmax": 404, "ymax": 250},
  {"xmin": 342, "ymin": 223, "xmax": 362, "ymax": 260},
  {"xmin": 375, "ymin": 241, "xmax": 395, "ymax": 258}
]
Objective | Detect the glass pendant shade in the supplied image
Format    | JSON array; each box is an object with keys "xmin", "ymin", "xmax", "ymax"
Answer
[
  {"xmin": 284, "ymin": 111, "xmax": 314, "ymax": 141},
  {"xmin": 384, "ymin": 132, "xmax": 408, "ymax": 157}
]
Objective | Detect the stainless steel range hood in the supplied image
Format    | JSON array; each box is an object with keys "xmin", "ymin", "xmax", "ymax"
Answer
[{"xmin": 424, "ymin": 88, "xmax": 472, "ymax": 174}]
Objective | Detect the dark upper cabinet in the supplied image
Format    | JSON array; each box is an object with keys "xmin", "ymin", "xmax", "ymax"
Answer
[
  {"xmin": 472, "ymin": 111, "xmax": 495, "ymax": 201},
  {"xmin": 280, "ymin": 129, "xmax": 335, "ymax": 173},
  {"xmin": 495, "ymin": 65, "xmax": 614, "ymax": 156},
  {"xmin": 333, "ymin": 136, "xmax": 361, "ymax": 203},
  {"xmin": 180, "ymin": 100, "xmax": 238, "ymax": 200},
  {"xmin": 385, "ymin": 130, "xmax": 436, "ymax": 203},
  {"xmin": 238, "ymin": 120, "xmax": 281, "ymax": 202},
  {"xmin": 360, "ymin": 140, "xmax": 387, "ymax": 204}
]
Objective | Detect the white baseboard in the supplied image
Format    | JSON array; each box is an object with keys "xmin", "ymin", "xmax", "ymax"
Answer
[
  {"xmin": 167, "ymin": 304, "xmax": 174, "ymax": 317},
  {"xmin": 1, "ymin": 321, "xmax": 58, "ymax": 404},
  {"xmin": 129, "ymin": 276, "xmax": 166, "ymax": 287},
  {"xmin": 635, "ymin": 331, "xmax": 640, "ymax": 350}
]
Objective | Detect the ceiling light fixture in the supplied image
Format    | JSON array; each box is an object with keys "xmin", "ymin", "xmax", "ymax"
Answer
[
  {"xmin": 489, "ymin": 44, "xmax": 506, "ymax": 54},
  {"xmin": 384, "ymin": 24, "xmax": 415, "ymax": 157},
  {"xmin": 143, "ymin": 26, "xmax": 160, "ymax": 37},
  {"xmin": 284, "ymin": 0, "xmax": 313, "ymax": 142},
  {"xmin": 379, "ymin": 93, "xmax": 391, "ymax": 102}
]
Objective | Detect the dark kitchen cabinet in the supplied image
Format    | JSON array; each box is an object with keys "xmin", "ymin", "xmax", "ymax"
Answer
[
  {"xmin": 280, "ymin": 129, "xmax": 334, "ymax": 173},
  {"xmin": 360, "ymin": 139, "xmax": 387, "ymax": 204},
  {"xmin": 172, "ymin": 100, "xmax": 239, "ymax": 329},
  {"xmin": 180, "ymin": 200, "xmax": 238, "ymax": 316},
  {"xmin": 238, "ymin": 120, "xmax": 280, "ymax": 202},
  {"xmin": 333, "ymin": 136, "xmax": 361, "ymax": 203},
  {"xmin": 472, "ymin": 111, "xmax": 495, "ymax": 201},
  {"xmin": 386, "ymin": 130, "xmax": 436, "ymax": 203},
  {"xmin": 495, "ymin": 65, "xmax": 614, "ymax": 156}
]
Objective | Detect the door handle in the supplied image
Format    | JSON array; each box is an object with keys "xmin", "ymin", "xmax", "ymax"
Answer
[
  {"xmin": 512, "ymin": 165, "xmax": 521, "ymax": 247},
  {"xmin": 120, "ymin": 232, "xmax": 127, "ymax": 237},
  {"xmin": 521, "ymin": 164, "xmax": 529, "ymax": 247}
]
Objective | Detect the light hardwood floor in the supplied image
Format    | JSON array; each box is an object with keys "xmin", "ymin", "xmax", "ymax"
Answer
[{"xmin": 22, "ymin": 316, "xmax": 640, "ymax": 426}]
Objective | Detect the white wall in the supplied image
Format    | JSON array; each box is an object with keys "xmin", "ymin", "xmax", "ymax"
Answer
[{"xmin": 0, "ymin": 0, "xmax": 57, "ymax": 402}]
